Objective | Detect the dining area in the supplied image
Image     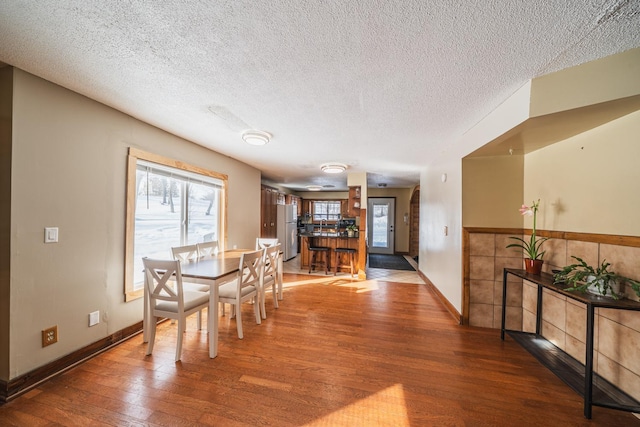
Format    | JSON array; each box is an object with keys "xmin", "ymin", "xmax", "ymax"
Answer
[{"xmin": 142, "ymin": 238, "xmax": 284, "ymax": 361}]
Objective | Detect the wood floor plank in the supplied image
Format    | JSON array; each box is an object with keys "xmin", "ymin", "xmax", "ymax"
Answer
[{"xmin": 1, "ymin": 273, "xmax": 638, "ymax": 426}]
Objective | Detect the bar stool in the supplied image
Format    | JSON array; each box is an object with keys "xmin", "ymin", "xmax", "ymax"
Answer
[
  {"xmin": 307, "ymin": 238, "xmax": 330, "ymax": 274},
  {"xmin": 334, "ymin": 246, "xmax": 356, "ymax": 277}
]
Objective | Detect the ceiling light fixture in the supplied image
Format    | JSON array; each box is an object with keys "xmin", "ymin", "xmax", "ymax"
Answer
[
  {"xmin": 306, "ymin": 185, "xmax": 322, "ymax": 191},
  {"xmin": 320, "ymin": 163, "xmax": 347, "ymax": 174},
  {"xmin": 241, "ymin": 129, "xmax": 271, "ymax": 146}
]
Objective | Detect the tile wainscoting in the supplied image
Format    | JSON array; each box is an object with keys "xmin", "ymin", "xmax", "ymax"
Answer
[{"xmin": 463, "ymin": 228, "xmax": 640, "ymax": 402}]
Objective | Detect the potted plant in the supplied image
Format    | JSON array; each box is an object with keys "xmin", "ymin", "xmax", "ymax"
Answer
[
  {"xmin": 506, "ymin": 199, "xmax": 550, "ymax": 274},
  {"xmin": 346, "ymin": 224, "xmax": 358, "ymax": 237},
  {"xmin": 553, "ymin": 256, "xmax": 640, "ymax": 299}
]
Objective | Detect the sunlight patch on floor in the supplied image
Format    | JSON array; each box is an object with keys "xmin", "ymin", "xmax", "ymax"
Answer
[
  {"xmin": 282, "ymin": 276, "xmax": 381, "ymax": 293},
  {"xmin": 303, "ymin": 384, "xmax": 409, "ymax": 427}
]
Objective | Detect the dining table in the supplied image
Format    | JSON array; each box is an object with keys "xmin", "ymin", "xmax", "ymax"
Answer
[{"xmin": 177, "ymin": 248, "xmax": 283, "ymax": 358}]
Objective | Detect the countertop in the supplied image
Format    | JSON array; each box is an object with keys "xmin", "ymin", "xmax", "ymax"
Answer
[{"xmin": 299, "ymin": 232, "xmax": 359, "ymax": 238}]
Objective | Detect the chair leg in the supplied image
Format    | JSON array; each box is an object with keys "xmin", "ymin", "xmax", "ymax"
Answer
[
  {"xmin": 334, "ymin": 252, "xmax": 339, "ymax": 276},
  {"xmin": 260, "ymin": 287, "xmax": 267, "ymax": 320},
  {"xmin": 272, "ymin": 286, "xmax": 279, "ymax": 309},
  {"xmin": 175, "ymin": 317, "xmax": 185, "ymax": 362},
  {"xmin": 146, "ymin": 317, "xmax": 157, "ymax": 356},
  {"xmin": 236, "ymin": 305, "xmax": 243, "ymax": 339},
  {"xmin": 254, "ymin": 299, "xmax": 262, "ymax": 325},
  {"xmin": 324, "ymin": 251, "xmax": 329, "ymax": 275},
  {"xmin": 350, "ymin": 253, "xmax": 355, "ymax": 277},
  {"xmin": 196, "ymin": 310, "xmax": 202, "ymax": 330}
]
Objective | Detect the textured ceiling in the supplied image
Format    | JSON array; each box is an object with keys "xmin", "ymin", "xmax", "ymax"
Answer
[{"xmin": 1, "ymin": 1, "xmax": 639, "ymax": 190}]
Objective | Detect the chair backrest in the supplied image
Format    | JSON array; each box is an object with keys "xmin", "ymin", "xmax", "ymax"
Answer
[
  {"xmin": 263, "ymin": 243, "xmax": 280, "ymax": 281},
  {"xmin": 238, "ymin": 249, "xmax": 264, "ymax": 292},
  {"xmin": 197, "ymin": 240, "xmax": 219, "ymax": 258},
  {"xmin": 143, "ymin": 258, "xmax": 184, "ymax": 311},
  {"xmin": 256, "ymin": 238, "xmax": 279, "ymax": 250},
  {"xmin": 171, "ymin": 244, "xmax": 199, "ymax": 263}
]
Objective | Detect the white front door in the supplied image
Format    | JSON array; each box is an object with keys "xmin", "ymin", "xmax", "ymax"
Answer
[{"xmin": 367, "ymin": 197, "xmax": 395, "ymax": 255}]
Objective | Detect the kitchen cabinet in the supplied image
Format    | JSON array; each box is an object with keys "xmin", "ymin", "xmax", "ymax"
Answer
[{"xmin": 261, "ymin": 185, "xmax": 278, "ymax": 238}]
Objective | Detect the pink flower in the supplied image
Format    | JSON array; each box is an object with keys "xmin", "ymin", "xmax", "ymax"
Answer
[{"xmin": 519, "ymin": 205, "xmax": 533, "ymax": 216}]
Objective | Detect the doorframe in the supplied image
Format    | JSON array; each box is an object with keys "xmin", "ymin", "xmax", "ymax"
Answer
[{"xmin": 409, "ymin": 186, "xmax": 420, "ymax": 257}]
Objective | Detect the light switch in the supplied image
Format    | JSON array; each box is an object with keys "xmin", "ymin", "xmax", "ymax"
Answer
[
  {"xmin": 443, "ymin": 226, "xmax": 448, "ymax": 236},
  {"xmin": 45, "ymin": 227, "xmax": 59, "ymax": 243},
  {"xmin": 89, "ymin": 311, "xmax": 100, "ymax": 327}
]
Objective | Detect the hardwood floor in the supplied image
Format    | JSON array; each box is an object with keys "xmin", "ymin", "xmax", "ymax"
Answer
[{"xmin": 1, "ymin": 272, "xmax": 638, "ymax": 426}]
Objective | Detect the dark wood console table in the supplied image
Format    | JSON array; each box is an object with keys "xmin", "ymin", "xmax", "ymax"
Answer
[{"xmin": 501, "ymin": 268, "xmax": 640, "ymax": 419}]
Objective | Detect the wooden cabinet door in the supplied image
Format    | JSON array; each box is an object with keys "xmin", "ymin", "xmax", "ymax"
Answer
[
  {"xmin": 270, "ymin": 189, "xmax": 278, "ymax": 237},
  {"xmin": 261, "ymin": 186, "xmax": 269, "ymax": 237}
]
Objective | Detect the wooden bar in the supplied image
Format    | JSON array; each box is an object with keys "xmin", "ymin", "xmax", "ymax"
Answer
[{"xmin": 299, "ymin": 234, "xmax": 361, "ymax": 274}]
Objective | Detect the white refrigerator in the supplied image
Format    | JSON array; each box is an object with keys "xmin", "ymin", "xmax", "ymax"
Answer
[{"xmin": 277, "ymin": 204, "xmax": 298, "ymax": 261}]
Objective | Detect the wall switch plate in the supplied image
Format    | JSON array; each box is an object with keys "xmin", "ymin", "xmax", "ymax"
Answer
[
  {"xmin": 443, "ymin": 226, "xmax": 448, "ymax": 236},
  {"xmin": 89, "ymin": 311, "xmax": 100, "ymax": 327},
  {"xmin": 44, "ymin": 227, "xmax": 59, "ymax": 243}
]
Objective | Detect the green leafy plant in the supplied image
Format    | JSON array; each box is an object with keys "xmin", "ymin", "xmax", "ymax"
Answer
[
  {"xmin": 553, "ymin": 256, "xmax": 640, "ymax": 299},
  {"xmin": 506, "ymin": 199, "xmax": 549, "ymax": 260},
  {"xmin": 346, "ymin": 224, "xmax": 357, "ymax": 231}
]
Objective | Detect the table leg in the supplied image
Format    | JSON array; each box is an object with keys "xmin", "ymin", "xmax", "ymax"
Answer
[
  {"xmin": 277, "ymin": 254, "xmax": 284, "ymax": 300},
  {"xmin": 501, "ymin": 269, "xmax": 508, "ymax": 340},
  {"xmin": 209, "ymin": 281, "xmax": 219, "ymax": 358},
  {"xmin": 584, "ymin": 305, "xmax": 595, "ymax": 419}
]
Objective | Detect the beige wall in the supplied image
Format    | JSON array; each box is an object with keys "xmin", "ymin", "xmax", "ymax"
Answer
[
  {"xmin": 525, "ymin": 110, "xmax": 640, "ymax": 235},
  {"xmin": 8, "ymin": 69, "xmax": 261, "ymax": 379},
  {"xmin": 422, "ymin": 50, "xmax": 640, "ymax": 316},
  {"xmin": 462, "ymin": 155, "xmax": 524, "ymax": 228},
  {"xmin": 420, "ymin": 83, "xmax": 532, "ymax": 314},
  {"xmin": 530, "ymin": 48, "xmax": 640, "ymax": 117},
  {"xmin": 0, "ymin": 67, "xmax": 12, "ymax": 381}
]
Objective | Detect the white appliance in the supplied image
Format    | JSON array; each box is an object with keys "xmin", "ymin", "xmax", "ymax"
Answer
[{"xmin": 277, "ymin": 204, "xmax": 298, "ymax": 261}]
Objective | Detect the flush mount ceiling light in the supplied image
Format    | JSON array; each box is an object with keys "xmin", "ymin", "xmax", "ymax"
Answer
[
  {"xmin": 306, "ymin": 185, "xmax": 322, "ymax": 191},
  {"xmin": 241, "ymin": 129, "xmax": 271, "ymax": 146},
  {"xmin": 320, "ymin": 163, "xmax": 347, "ymax": 174}
]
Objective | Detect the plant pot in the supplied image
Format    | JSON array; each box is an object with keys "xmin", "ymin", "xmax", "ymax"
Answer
[
  {"xmin": 347, "ymin": 230, "xmax": 355, "ymax": 237},
  {"xmin": 586, "ymin": 275, "xmax": 620, "ymax": 298},
  {"xmin": 524, "ymin": 258, "xmax": 543, "ymax": 275}
]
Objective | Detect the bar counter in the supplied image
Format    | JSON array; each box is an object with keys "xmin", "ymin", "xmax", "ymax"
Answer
[{"xmin": 299, "ymin": 233, "xmax": 363, "ymax": 275}]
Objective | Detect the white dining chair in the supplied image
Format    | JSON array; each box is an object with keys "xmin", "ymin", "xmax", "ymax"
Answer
[
  {"xmin": 218, "ymin": 249, "xmax": 264, "ymax": 339},
  {"xmin": 197, "ymin": 240, "xmax": 219, "ymax": 258},
  {"xmin": 171, "ymin": 244, "xmax": 210, "ymax": 327},
  {"xmin": 256, "ymin": 237, "xmax": 279, "ymax": 249},
  {"xmin": 142, "ymin": 258, "xmax": 210, "ymax": 362},
  {"xmin": 259, "ymin": 243, "xmax": 281, "ymax": 319},
  {"xmin": 171, "ymin": 244, "xmax": 199, "ymax": 263}
]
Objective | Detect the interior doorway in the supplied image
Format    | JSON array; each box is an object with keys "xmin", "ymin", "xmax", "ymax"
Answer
[{"xmin": 367, "ymin": 197, "xmax": 395, "ymax": 255}]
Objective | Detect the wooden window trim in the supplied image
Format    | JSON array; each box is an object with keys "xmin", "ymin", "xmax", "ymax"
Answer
[{"xmin": 124, "ymin": 147, "xmax": 228, "ymax": 302}]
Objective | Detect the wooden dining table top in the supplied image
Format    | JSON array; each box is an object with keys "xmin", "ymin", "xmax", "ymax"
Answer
[{"xmin": 178, "ymin": 249, "xmax": 254, "ymax": 280}]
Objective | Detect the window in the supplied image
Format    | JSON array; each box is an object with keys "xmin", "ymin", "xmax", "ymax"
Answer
[
  {"xmin": 125, "ymin": 148, "xmax": 227, "ymax": 301},
  {"xmin": 313, "ymin": 201, "xmax": 341, "ymax": 221}
]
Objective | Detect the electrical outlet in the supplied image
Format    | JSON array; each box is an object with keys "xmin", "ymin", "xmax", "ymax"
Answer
[{"xmin": 42, "ymin": 326, "xmax": 58, "ymax": 347}]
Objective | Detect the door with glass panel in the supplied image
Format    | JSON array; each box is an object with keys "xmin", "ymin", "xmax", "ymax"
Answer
[{"xmin": 367, "ymin": 197, "xmax": 395, "ymax": 255}]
